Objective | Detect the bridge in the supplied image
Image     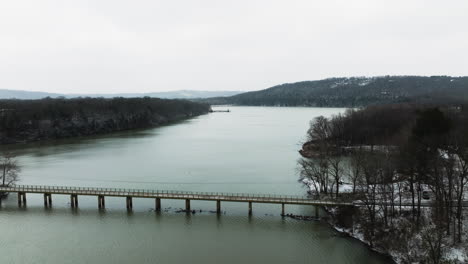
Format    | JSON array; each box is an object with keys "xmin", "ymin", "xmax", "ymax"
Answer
[
  {"xmin": 0, "ymin": 185, "xmax": 466, "ymax": 216},
  {"xmin": 0, "ymin": 184, "xmax": 354, "ymax": 216}
]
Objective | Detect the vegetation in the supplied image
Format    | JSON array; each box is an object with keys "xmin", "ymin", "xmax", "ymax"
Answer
[
  {"xmin": 0, "ymin": 97, "xmax": 210, "ymax": 144},
  {"xmin": 199, "ymin": 76, "xmax": 468, "ymax": 107},
  {"xmin": 299, "ymin": 103, "xmax": 468, "ymax": 263},
  {"xmin": 0, "ymin": 152, "xmax": 20, "ymax": 187}
]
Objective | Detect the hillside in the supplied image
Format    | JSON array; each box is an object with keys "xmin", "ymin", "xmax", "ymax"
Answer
[
  {"xmin": 0, "ymin": 89, "xmax": 241, "ymax": 100},
  {"xmin": 199, "ymin": 76, "xmax": 468, "ymax": 107}
]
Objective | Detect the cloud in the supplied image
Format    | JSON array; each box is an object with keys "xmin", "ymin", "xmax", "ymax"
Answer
[{"xmin": 0, "ymin": 0, "xmax": 467, "ymax": 93}]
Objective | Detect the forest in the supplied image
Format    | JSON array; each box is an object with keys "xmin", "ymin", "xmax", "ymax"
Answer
[
  {"xmin": 199, "ymin": 76, "xmax": 468, "ymax": 107},
  {"xmin": 299, "ymin": 103, "xmax": 468, "ymax": 263},
  {"xmin": 0, "ymin": 97, "xmax": 210, "ymax": 144}
]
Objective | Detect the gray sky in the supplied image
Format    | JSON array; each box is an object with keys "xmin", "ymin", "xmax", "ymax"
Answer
[{"xmin": 0, "ymin": 0, "xmax": 467, "ymax": 94}]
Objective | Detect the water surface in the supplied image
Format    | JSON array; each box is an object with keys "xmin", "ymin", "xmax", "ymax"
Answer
[{"xmin": 0, "ymin": 106, "xmax": 392, "ymax": 264}]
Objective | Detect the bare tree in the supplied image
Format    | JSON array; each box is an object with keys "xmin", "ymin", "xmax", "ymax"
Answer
[
  {"xmin": 0, "ymin": 152, "xmax": 20, "ymax": 187},
  {"xmin": 328, "ymin": 156, "xmax": 343, "ymax": 198},
  {"xmin": 422, "ymin": 224, "xmax": 445, "ymax": 264},
  {"xmin": 307, "ymin": 116, "xmax": 331, "ymax": 142},
  {"xmin": 298, "ymin": 157, "xmax": 331, "ymax": 197},
  {"xmin": 348, "ymin": 147, "xmax": 365, "ymax": 194}
]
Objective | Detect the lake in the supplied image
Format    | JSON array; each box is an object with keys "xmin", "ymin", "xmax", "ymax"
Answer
[{"xmin": 0, "ymin": 106, "xmax": 392, "ymax": 264}]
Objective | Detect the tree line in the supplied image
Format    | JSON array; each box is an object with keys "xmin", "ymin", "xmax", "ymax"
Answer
[
  {"xmin": 299, "ymin": 103, "xmax": 468, "ymax": 263},
  {"xmin": 0, "ymin": 97, "xmax": 210, "ymax": 144}
]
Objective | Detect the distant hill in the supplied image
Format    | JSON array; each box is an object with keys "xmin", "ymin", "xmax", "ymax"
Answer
[
  {"xmin": 198, "ymin": 76, "xmax": 468, "ymax": 107},
  {"xmin": 0, "ymin": 89, "xmax": 242, "ymax": 100},
  {"xmin": 0, "ymin": 89, "xmax": 62, "ymax": 99}
]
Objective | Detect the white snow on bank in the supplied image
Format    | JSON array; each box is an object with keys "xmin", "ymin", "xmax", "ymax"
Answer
[
  {"xmin": 302, "ymin": 178, "xmax": 354, "ymax": 194},
  {"xmin": 446, "ymin": 248, "xmax": 467, "ymax": 263},
  {"xmin": 300, "ymin": 178, "xmax": 468, "ymax": 263}
]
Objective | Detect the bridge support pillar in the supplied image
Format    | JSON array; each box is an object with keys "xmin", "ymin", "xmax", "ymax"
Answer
[
  {"xmin": 155, "ymin": 198, "xmax": 161, "ymax": 212},
  {"xmin": 185, "ymin": 199, "xmax": 191, "ymax": 212},
  {"xmin": 18, "ymin": 192, "xmax": 26, "ymax": 206},
  {"xmin": 126, "ymin": 197, "xmax": 132, "ymax": 210},
  {"xmin": 216, "ymin": 200, "xmax": 221, "ymax": 214},
  {"xmin": 44, "ymin": 193, "xmax": 52, "ymax": 207},
  {"xmin": 315, "ymin": 206, "xmax": 319, "ymax": 218},
  {"xmin": 248, "ymin": 202, "xmax": 252, "ymax": 216},
  {"xmin": 70, "ymin": 195, "xmax": 78, "ymax": 208},
  {"xmin": 281, "ymin": 203, "xmax": 285, "ymax": 215},
  {"xmin": 98, "ymin": 195, "xmax": 105, "ymax": 209}
]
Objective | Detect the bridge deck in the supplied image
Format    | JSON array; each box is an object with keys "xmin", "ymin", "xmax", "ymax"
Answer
[
  {"xmin": 0, "ymin": 185, "xmax": 353, "ymax": 206},
  {"xmin": 1, "ymin": 185, "xmax": 467, "ymax": 208}
]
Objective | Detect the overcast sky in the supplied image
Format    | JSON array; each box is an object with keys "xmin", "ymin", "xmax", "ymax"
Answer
[{"xmin": 0, "ymin": 0, "xmax": 467, "ymax": 94}]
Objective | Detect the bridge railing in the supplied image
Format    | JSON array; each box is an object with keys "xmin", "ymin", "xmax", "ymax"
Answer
[{"xmin": 0, "ymin": 184, "xmax": 322, "ymax": 202}]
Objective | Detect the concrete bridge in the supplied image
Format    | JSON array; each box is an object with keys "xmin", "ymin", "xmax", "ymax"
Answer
[
  {"xmin": 0, "ymin": 185, "xmax": 466, "ymax": 216},
  {"xmin": 0, "ymin": 184, "xmax": 354, "ymax": 216}
]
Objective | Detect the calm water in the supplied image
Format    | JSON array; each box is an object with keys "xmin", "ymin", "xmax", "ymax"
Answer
[{"xmin": 0, "ymin": 106, "xmax": 392, "ymax": 264}]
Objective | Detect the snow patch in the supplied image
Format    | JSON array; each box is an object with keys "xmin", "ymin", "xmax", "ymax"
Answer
[{"xmin": 445, "ymin": 248, "xmax": 467, "ymax": 263}]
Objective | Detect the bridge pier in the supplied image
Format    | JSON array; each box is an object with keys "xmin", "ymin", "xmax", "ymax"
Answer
[
  {"xmin": 98, "ymin": 195, "xmax": 105, "ymax": 209},
  {"xmin": 282, "ymin": 203, "xmax": 285, "ymax": 215},
  {"xmin": 216, "ymin": 200, "xmax": 221, "ymax": 214},
  {"xmin": 44, "ymin": 193, "xmax": 52, "ymax": 207},
  {"xmin": 248, "ymin": 202, "xmax": 252, "ymax": 216},
  {"xmin": 185, "ymin": 199, "xmax": 190, "ymax": 212},
  {"xmin": 315, "ymin": 205, "xmax": 319, "ymax": 218},
  {"xmin": 126, "ymin": 197, "xmax": 133, "ymax": 210},
  {"xmin": 18, "ymin": 192, "xmax": 26, "ymax": 206},
  {"xmin": 155, "ymin": 198, "xmax": 161, "ymax": 212},
  {"xmin": 70, "ymin": 195, "xmax": 78, "ymax": 208}
]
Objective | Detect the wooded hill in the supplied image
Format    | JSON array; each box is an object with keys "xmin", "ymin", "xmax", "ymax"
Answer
[
  {"xmin": 0, "ymin": 97, "xmax": 210, "ymax": 144},
  {"xmin": 199, "ymin": 76, "xmax": 468, "ymax": 107}
]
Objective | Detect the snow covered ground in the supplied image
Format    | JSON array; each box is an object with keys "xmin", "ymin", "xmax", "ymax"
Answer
[{"xmin": 301, "ymin": 179, "xmax": 468, "ymax": 263}]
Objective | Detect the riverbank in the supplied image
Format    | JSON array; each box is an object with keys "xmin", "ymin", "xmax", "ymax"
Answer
[
  {"xmin": 0, "ymin": 97, "xmax": 210, "ymax": 144},
  {"xmin": 324, "ymin": 216, "xmax": 396, "ymax": 264},
  {"xmin": 300, "ymin": 178, "xmax": 468, "ymax": 264},
  {"xmin": 298, "ymin": 104, "xmax": 468, "ymax": 263},
  {"xmin": 324, "ymin": 204, "xmax": 467, "ymax": 263},
  {"xmin": 321, "ymin": 205, "xmax": 397, "ymax": 263}
]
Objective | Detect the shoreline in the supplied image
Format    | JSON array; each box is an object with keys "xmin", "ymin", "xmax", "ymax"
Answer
[
  {"xmin": 320, "ymin": 206, "xmax": 397, "ymax": 263},
  {"xmin": 300, "ymin": 181, "xmax": 467, "ymax": 263},
  {"xmin": 0, "ymin": 111, "xmax": 210, "ymax": 146}
]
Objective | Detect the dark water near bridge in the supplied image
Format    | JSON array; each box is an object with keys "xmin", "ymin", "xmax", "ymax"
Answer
[{"xmin": 0, "ymin": 106, "xmax": 392, "ymax": 264}]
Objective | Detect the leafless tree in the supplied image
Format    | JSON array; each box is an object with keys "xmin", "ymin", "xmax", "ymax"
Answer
[
  {"xmin": 0, "ymin": 152, "xmax": 20, "ymax": 187},
  {"xmin": 307, "ymin": 116, "xmax": 331, "ymax": 142},
  {"xmin": 422, "ymin": 224, "xmax": 445, "ymax": 264},
  {"xmin": 348, "ymin": 147, "xmax": 365, "ymax": 194},
  {"xmin": 298, "ymin": 157, "xmax": 330, "ymax": 197}
]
